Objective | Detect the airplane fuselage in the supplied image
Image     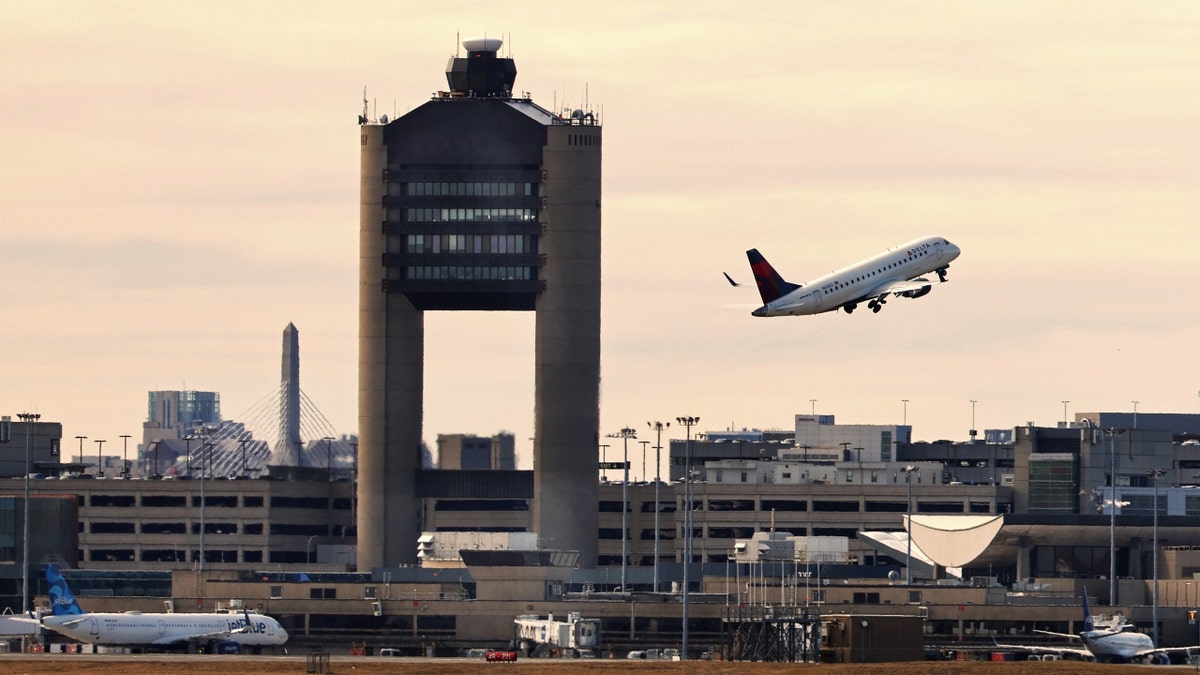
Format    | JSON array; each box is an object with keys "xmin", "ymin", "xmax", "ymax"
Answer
[
  {"xmin": 43, "ymin": 610, "xmax": 287, "ymax": 647},
  {"xmin": 1085, "ymin": 629, "xmax": 1156, "ymax": 661},
  {"xmin": 752, "ymin": 236, "xmax": 960, "ymax": 317}
]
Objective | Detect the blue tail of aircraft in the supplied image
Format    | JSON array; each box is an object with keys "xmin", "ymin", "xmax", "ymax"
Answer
[
  {"xmin": 745, "ymin": 249, "xmax": 801, "ymax": 305},
  {"xmin": 1081, "ymin": 588, "xmax": 1094, "ymax": 633},
  {"xmin": 46, "ymin": 564, "xmax": 85, "ymax": 616}
]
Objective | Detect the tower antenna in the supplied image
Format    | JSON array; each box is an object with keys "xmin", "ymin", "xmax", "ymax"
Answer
[{"xmin": 362, "ymin": 86, "xmax": 369, "ymax": 122}]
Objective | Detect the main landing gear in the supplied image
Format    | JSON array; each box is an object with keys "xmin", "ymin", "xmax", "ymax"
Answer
[
  {"xmin": 843, "ymin": 303, "xmax": 857, "ymax": 314},
  {"xmin": 867, "ymin": 297, "xmax": 887, "ymax": 313},
  {"xmin": 937, "ymin": 266, "xmax": 949, "ymax": 282}
]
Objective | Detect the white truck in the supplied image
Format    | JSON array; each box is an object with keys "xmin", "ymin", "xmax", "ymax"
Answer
[{"xmin": 514, "ymin": 612, "xmax": 600, "ymax": 657}]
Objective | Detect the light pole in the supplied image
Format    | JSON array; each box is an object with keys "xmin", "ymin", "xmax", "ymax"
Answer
[
  {"xmin": 200, "ymin": 442, "xmax": 213, "ymax": 571},
  {"xmin": 969, "ymin": 400, "xmax": 978, "ymax": 442},
  {"xmin": 323, "ymin": 436, "xmax": 335, "ymax": 480},
  {"xmin": 1149, "ymin": 467, "xmax": 1165, "ymax": 646},
  {"xmin": 648, "ymin": 420, "xmax": 669, "ymax": 593},
  {"xmin": 75, "ymin": 435, "xmax": 87, "ymax": 465},
  {"xmin": 185, "ymin": 435, "xmax": 195, "ymax": 477},
  {"xmin": 1105, "ymin": 427, "xmax": 1125, "ymax": 605},
  {"xmin": 809, "ymin": 400, "xmax": 816, "ymax": 415},
  {"xmin": 17, "ymin": 412, "xmax": 40, "ymax": 615},
  {"xmin": 94, "ymin": 439, "xmax": 106, "ymax": 477},
  {"xmin": 902, "ymin": 465, "xmax": 918, "ymax": 585},
  {"xmin": 239, "ymin": 438, "xmax": 250, "ymax": 478},
  {"xmin": 901, "ymin": 399, "xmax": 908, "ymax": 426},
  {"xmin": 1061, "ymin": 400, "xmax": 1070, "ymax": 426},
  {"xmin": 119, "ymin": 434, "xmax": 131, "ymax": 478},
  {"xmin": 1132, "ymin": 401, "xmax": 1139, "ymax": 429},
  {"xmin": 676, "ymin": 415, "xmax": 699, "ymax": 660},
  {"xmin": 608, "ymin": 427, "xmax": 637, "ymax": 592}
]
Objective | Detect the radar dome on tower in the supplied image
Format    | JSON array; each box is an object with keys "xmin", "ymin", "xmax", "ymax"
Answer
[{"xmin": 462, "ymin": 37, "xmax": 503, "ymax": 53}]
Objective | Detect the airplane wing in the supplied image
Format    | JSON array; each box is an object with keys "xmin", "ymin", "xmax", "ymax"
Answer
[
  {"xmin": 47, "ymin": 616, "xmax": 90, "ymax": 629},
  {"xmin": 992, "ymin": 640, "xmax": 1093, "ymax": 659},
  {"xmin": 150, "ymin": 629, "xmax": 233, "ymax": 646},
  {"xmin": 150, "ymin": 625, "xmax": 242, "ymax": 646},
  {"xmin": 1033, "ymin": 629, "xmax": 1082, "ymax": 641},
  {"xmin": 862, "ymin": 278, "xmax": 933, "ymax": 300},
  {"xmin": 1131, "ymin": 645, "xmax": 1200, "ymax": 660}
]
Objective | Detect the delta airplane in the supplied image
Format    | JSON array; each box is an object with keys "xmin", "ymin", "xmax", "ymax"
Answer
[
  {"xmin": 994, "ymin": 589, "xmax": 1197, "ymax": 664},
  {"xmin": 41, "ymin": 564, "xmax": 288, "ymax": 653},
  {"xmin": 725, "ymin": 235, "xmax": 960, "ymax": 317}
]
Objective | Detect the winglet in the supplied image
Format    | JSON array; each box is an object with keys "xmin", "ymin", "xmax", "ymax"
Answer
[
  {"xmin": 723, "ymin": 272, "xmax": 742, "ymax": 287},
  {"xmin": 46, "ymin": 564, "xmax": 85, "ymax": 616},
  {"xmin": 746, "ymin": 249, "xmax": 801, "ymax": 305}
]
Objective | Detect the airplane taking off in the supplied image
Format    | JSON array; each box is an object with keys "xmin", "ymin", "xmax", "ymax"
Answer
[
  {"xmin": 994, "ymin": 589, "xmax": 1197, "ymax": 664},
  {"xmin": 41, "ymin": 564, "xmax": 288, "ymax": 653},
  {"xmin": 727, "ymin": 235, "xmax": 960, "ymax": 317}
]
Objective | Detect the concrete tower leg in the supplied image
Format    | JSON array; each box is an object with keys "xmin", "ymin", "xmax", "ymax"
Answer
[
  {"xmin": 533, "ymin": 127, "xmax": 601, "ymax": 565},
  {"xmin": 358, "ymin": 124, "xmax": 424, "ymax": 569}
]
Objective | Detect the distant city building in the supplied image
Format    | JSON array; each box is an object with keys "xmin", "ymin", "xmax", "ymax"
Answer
[
  {"xmin": 1074, "ymin": 411, "xmax": 1200, "ymax": 438},
  {"xmin": 794, "ymin": 414, "xmax": 911, "ymax": 462},
  {"xmin": 146, "ymin": 390, "xmax": 221, "ymax": 434},
  {"xmin": 141, "ymin": 390, "xmax": 221, "ymax": 471},
  {"xmin": 437, "ymin": 433, "xmax": 515, "ymax": 470}
]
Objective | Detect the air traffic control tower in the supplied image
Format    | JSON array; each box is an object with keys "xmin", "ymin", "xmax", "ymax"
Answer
[{"xmin": 358, "ymin": 38, "xmax": 602, "ymax": 569}]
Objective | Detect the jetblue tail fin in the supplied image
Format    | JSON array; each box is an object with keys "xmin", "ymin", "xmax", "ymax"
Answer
[
  {"xmin": 746, "ymin": 249, "xmax": 801, "ymax": 305},
  {"xmin": 1081, "ymin": 588, "xmax": 1093, "ymax": 633},
  {"xmin": 46, "ymin": 564, "xmax": 85, "ymax": 616}
]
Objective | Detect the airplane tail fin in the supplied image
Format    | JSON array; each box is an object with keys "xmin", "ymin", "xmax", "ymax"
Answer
[
  {"xmin": 1081, "ymin": 588, "xmax": 1094, "ymax": 633},
  {"xmin": 746, "ymin": 249, "xmax": 801, "ymax": 305},
  {"xmin": 46, "ymin": 564, "xmax": 85, "ymax": 616}
]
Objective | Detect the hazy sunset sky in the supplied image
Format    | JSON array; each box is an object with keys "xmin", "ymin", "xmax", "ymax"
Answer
[{"xmin": 4, "ymin": 2, "xmax": 1198, "ymax": 474}]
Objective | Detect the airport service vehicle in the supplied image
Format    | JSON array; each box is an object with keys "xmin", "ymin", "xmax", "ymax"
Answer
[{"xmin": 514, "ymin": 612, "xmax": 600, "ymax": 657}]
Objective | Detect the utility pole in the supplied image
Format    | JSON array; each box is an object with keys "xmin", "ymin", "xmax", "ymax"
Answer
[
  {"xmin": 17, "ymin": 412, "xmax": 40, "ymax": 615},
  {"xmin": 648, "ymin": 420, "xmax": 669, "ymax": 593},
  {"xmin": 675, "ymin": 415, "xmax": 699, "ymax": 660}
]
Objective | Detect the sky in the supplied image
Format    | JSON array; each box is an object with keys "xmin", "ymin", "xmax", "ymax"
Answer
[{"xmin": 3, "ymin": 2, "xmax": 1199, "ymax": 476}]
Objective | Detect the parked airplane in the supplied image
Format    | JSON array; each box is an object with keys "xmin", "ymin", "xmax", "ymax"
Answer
[
  {"xmin": 41, "ymin": 564, "xmax": 288, "ymax": 653},
  {"xmin": 994, "ymin": 589, "xmax": 1197, "ymax": 664},
  {"xmin": 726, "ymin": 235, "xmax": 960, "ymax": 317}
]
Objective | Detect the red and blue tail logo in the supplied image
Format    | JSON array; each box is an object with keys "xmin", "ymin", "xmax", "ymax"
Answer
[{"xmin": 746, "ymin": 249, "xmax": 800, "ymax": 305}]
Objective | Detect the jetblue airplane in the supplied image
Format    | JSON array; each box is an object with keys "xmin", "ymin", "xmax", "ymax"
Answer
[
  {"xmin": 41, "ymin": 564, "xmax": 288, "ymax": 653},
  {"xmin": 995, "ymin": 589, "xmax": 1197, "ymax": 664},
  {"xmin": 726, "ymin": 235, "xmax": 960, "ymax": 317}
]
